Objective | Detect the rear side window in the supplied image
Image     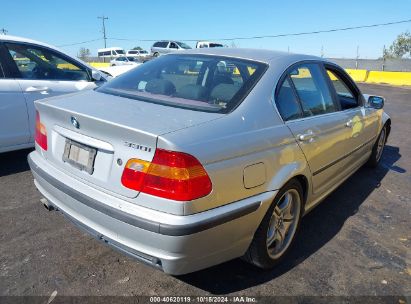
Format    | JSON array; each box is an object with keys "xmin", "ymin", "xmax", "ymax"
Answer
[
  {"xmin": 97, "ymin": 54, "xmax": 267, "ymax": 114},
  {"xmin": 275, "ymin": 78, "xmax": 302, "ymax": 121},
  {"xmin": 326, "ymin": 69, "xmax": 359, "ymax": 110},
  {"xmin": 154, "ymin": 42, "xmax": 168, "ymax": 48},
  {"xmin": 5, "ymin": 43, "xmax": 90, "ymax": 81},
  {"xmin": 289, "ymin": 64, "xmax": 336, "ymax": 116}
]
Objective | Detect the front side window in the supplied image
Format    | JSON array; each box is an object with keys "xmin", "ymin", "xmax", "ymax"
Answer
[
  {"xmin": 289, "ymin": 64, "xmax": 336, "ymax": 116},
  {"xmin": 116, "ymin": 50, "xmax": 125, "ymax": 55},
  {"xmin": 177, "ymin": 42, "xmax": 191, "ymax": 49},
  {"xmin": 97, "ymin": 54, "xmax": 267, "ymax": 113},
  {"xmin": 326, "ymin": 69, "xmax": 358, "ymax": 110},
  {"xmin": 6, "ymin": 43, "xmax": 90, "ymax": 81},
  {"xmin": 169, "ymin": 42, "xmax": 178, "ymax": 49}
]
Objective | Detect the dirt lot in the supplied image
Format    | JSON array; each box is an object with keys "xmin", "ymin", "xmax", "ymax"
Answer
[{"xmin": 0, "ymin": 83, "xmax": 410, "ymax": 300}]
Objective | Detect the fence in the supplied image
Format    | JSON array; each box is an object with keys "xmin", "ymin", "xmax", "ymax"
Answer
[{"xmin": 329, "ymin": 58, "xmax": 411, "ymax": 72}]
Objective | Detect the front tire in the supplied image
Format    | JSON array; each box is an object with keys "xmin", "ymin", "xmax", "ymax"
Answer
[
  {"xmin": 244, "ymin": 179, "xmax": 303, "ymax": 269},
  {"xmin": 367, "ymin": 126, "xmax": 387, "ymax": 168}
]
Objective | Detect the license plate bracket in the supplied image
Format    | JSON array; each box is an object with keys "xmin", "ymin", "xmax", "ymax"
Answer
[{"xmin": 62, "ymin": 139, "xmax": 97, "ymax": 175}]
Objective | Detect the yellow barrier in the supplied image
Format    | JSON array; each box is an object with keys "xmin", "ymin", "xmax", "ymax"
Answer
[
  {"xmin": 366, "ymin": 71, "xmax": 411, "ymax": 86},
  {"xmin": 89, "ymin": 62, "xmax": 110, "ymax": 68},
  {"xmin": 345, "ymin": 69, "xmax": 368, "ymax": 82}
]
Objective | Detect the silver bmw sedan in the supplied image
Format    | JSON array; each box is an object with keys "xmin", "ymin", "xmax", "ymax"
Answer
[{"xmin": 28, "ymin": 48, "xmax": 391, "ymax": 275}]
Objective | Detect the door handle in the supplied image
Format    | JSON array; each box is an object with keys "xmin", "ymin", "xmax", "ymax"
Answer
[
  {"xmin": 25, "ymin": 86, "xmax": 50, "ymax": 93},
  {"xmin": 298, "ymin": 130, "xmax": 315, "ymax": 142},
  {"xmin": 345, "ymin": 119, "xmax": 353, "ymax": 128}
]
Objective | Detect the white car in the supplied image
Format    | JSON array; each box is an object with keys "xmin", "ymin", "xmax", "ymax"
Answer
[
  {"xmin": 99, "ymin": 64, "xmax": 141, "ymax": 78},
  {"xmin": 110, "ymin": 56, "xmax": 140, "ymax": 66},
  {"xmin": 126, "ymin": 49, "xmax": 150, "ymax": 58},
  {"xmin": 0, "ymin": 35, "xmax": 107, "ymax": 153},
  {"xmin": 196, "ymin": 41, "xmax": 224, "ymax": 48},
  {"xmin": 151, "ymin": 41, "xmax": 191, "ymax": 57}
]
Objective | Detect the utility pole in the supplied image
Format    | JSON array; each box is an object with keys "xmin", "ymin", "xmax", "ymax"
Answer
[
  {"xmin": 355, "ymin": 45, "xmax": 359, "ymax": 69},
  {"xmin": 97, "ymin": 16, "xmax": 108, "ymax": 48},
  {"xmin": 321, "ymin": 46, "xmax": 324, "ymax": 58},
  {"xmin": 0, "ymin": 28, "xmax": 8, "ymax": 35}
]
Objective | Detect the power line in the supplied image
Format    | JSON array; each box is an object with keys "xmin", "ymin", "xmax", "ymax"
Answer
[
  {"xmin": 57, "ymin": 38, "xmax": 102, "ymax": 47},
  {"xmin": 55, "ymin": 18, "xmax": 411, "ymax": 48},
  {"xmin": 98, "ymin": 16, "xmax": 109, "ymax": 48},
  {"xmin": 108, "ymin": 18, "xmax": 411, "ymax": 42}
]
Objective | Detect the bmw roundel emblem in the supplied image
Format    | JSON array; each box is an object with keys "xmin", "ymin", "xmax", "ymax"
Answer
[{"xmin": 71, "ymin": 116, "xmax": 80, "ymax": 129}]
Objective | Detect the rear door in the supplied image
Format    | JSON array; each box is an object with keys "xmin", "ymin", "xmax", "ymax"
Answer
[
  {"xmin": 4, "ymin": 42, "xmax": 97, "ymax": 142},
  {"xmin": 275, "ymin": 63, "xmax": 353, "ymax": 195},
  {"xmin": 0, "ymin": 43, "xmax": 30, "ymax": 150}
]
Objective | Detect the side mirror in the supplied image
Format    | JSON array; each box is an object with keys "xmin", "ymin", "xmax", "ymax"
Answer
[
  {"xmin": 91, "ymin": 70, "xmax": 102, "ymax": 82},
  {"xmin": 367, "ymin": 95, "xmax": 385, "ymax": 109}
]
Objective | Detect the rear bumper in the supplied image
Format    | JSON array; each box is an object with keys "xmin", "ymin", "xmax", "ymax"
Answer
[{"xmin": 28, "ymin": 152, "xmax": 276, "ymax": 275}]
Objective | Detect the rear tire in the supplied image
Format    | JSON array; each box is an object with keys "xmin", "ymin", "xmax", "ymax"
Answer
[
  {"xmin": 244, "ymin": 179, "xmax": 303, "ymax": 269},
  {"xmin": 153, "ymin": 52, "xmax": 160, "ymax": 57},
  {"xmin": 366, "ymin": 126, "xmax": 387, "ymax": 168}
]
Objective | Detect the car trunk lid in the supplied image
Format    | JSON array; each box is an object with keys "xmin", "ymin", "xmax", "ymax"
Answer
[{"xmin": 35, "ymin": 90, "xmax": 221, "ymax": 198}]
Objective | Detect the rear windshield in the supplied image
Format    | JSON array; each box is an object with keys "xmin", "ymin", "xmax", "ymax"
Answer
[{"xmin": 97, "ymin": 54, "xmax": 267, "ymax": 113}]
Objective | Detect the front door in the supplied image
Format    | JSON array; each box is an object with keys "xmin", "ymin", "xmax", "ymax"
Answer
[{"xmin": 4, "ymin": 42, "xmax": 97, "ymax": 142}]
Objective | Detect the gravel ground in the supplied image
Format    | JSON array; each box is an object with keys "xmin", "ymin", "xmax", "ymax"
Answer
[{"xmin": 0, "ymin": 83, "xmax": 410, "ymax": 300}]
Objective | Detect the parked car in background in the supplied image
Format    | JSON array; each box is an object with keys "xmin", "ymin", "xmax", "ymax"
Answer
[
  {"xmin": 97, "ymin": 47, "xmax": 125, "ymax": 58},
  {"xmin": 29, "ymin": 48, "xmax": 390, "ymax": 275},
  {"xmin": 100, "ymin": 60, "xmax": 142, "ymax": 78},
  {"xmin": 0, "ymin": 35, "xmax": 107, "ymax": 153},
  {"xmin": 110, "ymin": 56, "xmax": 140, "ymax": 66},
  {"xmin": 126, "ymin": 49, "xmax": 150, "ymax": 58},
  {"xmin": 196, "ymin": 41, "xmax": 224, "ymax": 48},
  {"xmin": 151, "ymin": 40, "xmax": 191, "ymax": 57}
]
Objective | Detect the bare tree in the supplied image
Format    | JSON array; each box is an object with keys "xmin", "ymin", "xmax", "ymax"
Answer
[{"xmin": 78, "ymin": 48, "xmax": 91, "ymax": 60}]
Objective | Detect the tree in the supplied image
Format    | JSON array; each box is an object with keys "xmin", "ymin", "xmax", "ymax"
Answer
[
  {"xmin": 386, "ymin": 31, "xmax": 411, "ymax": 58},
  {"xmin": 78, "ymin": 47, "xmax": 91, "ymax": 60},
  {"xmin": 132, "ymin": 46, "xmax": 143, "ymax": 50}
]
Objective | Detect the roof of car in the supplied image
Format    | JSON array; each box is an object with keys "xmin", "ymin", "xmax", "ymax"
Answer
[
  {"xmin": 0, "ymin": 34, "xmax": 58, "ymax": 49},
  {"xmin": 0, "ymin": 34, "xmax": 99, "ymax": 71},
  {"xmin": 176, "ymin": 47, "xmax": 323, "ymax": 64}
]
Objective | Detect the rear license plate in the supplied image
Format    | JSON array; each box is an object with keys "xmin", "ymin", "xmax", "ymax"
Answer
[{"xmin": 62, "ymin": 139, "xmax": 97, "ymax": 175}]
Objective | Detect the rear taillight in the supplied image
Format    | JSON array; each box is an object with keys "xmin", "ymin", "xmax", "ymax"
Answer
[
  {"xmin": 35, "ymin": 110, "xmax": 47, "ymax": 151},
  {"xmin": 121, "ymin": 149, "xmax": 212, "ymax": 201}
]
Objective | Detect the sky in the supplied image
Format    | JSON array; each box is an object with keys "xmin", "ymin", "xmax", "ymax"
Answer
[{"xmin": 1, "ymin": 0, "xmax": 410, "ymax": 59}]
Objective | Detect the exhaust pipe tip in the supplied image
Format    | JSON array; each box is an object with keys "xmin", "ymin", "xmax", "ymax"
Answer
[{"xmin": 40, "ymin": 198, "xmax": 54, "ymax": 211}]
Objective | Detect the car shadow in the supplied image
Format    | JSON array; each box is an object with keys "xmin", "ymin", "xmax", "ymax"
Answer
[
  {"xmin": 0, "ymin": 148, "xmax": 33, "ymax": 177},
  {"xmin": 178, "ymin": 145, "xmax": 404, "ymax": 294}
]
